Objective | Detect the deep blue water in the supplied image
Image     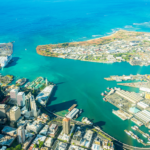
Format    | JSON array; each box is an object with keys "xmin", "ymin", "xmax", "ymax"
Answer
[{"xmin": 1, "ymin": 0, "xmax": 150, "ymax": 147}]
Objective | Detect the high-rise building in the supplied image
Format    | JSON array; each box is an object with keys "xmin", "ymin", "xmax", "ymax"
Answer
[
  {"xmin": 9, "ymin": 106, "xmax": 21, "ymax": 122},
  {"xmin": 17, "ymin": 92, "xmax": 25, "ymax": 106},
  {"xmin": 30, "ymin": 96, "xmax": 38, "ymax": 117},
  {"xmin": 63, "ymin": 117, "xmax": 70, "ymax": 134},
  {"xmin": 25, "ymin": 92, "xmax": 34, "ymax": 111},
  {"xmin": 0, "ymin": 104, "xmax": 10, "ymax": 118},
  {"xmin": 10, "ymin": 89, "xmax": 18, "ymax": 102},
  {"xmin": 17, "ymin": 126, "xmax": 25, "ymax": 143}
]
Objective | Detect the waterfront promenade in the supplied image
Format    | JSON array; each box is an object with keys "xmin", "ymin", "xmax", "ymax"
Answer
[{"xmin": 42, "ymin": 106, "xmax": 150, "ymax": 150}]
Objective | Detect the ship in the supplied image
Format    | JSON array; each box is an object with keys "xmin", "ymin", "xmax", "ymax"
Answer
[
  {"xmin": 0, "ymin": 55, "xmax": 12, "ymax": 68},
  {"xmin": 142, "ymin": 134, "xmax": 147, "ymax": 138},
  {"xmin": 124, "ymin": 130, "xmax": 131, "ymax": 136},
  {"xmin": 131, "ymin": 135, "xmax": 136, "ymax": 139},
  {"xmin": 140, "ymin": 139, "xmax": 143, "ymax": 143},
  {"xmin": 116, "ymin": 78, "xmax": 122, "ymax": 82},
  {"xmin": 16, "ymin": 78, "xmax": 27, "ymax": 86},
  {"xmin": 103, "ymin": 98, "xmax": 107, "ymax": 102},
  {"xmin": 134, "ymin": 126, "xmax": 138, "ymax": 129},
  {"xmin": 79, "ymin": 109, "xmax": 83, "ymax": 114},
  {"xmin": 0, "ymin": 42, "xmax": 13, "ymax": 68},
  {"xmin": 137, "ymin": 139, "xmax": 141, "ymax": 143},
  {"xmin": 25, "ymin": 82, "xmax": 30, "ymax": 87},
  {"xmin": 101, "ymin": 92, "xmax": 104, "ymax": 96},
  {"xmin": 131, "ymin": 126, "xmax": 136, "ymax": 130}
]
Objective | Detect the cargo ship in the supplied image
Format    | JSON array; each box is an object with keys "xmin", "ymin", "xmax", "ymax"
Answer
[{"xmin": 68, "ymin": 104, "xmax": 77, "ymax": 111}]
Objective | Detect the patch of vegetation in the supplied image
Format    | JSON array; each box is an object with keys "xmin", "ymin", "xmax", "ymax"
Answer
[
  {"xmin": 92, "ymin": 129, "xmax": 112, "ymax": 141},
  {"xmin": 6, "ymin": 144, "xmax": 22, "ymax": 150},
  {"xmin": 62, "ymin": 43, "xmax": 69, "ymax": 47}
]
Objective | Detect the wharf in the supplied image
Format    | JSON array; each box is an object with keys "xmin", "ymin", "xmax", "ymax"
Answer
[
  {"xmin": 68, "ymin": 104, "xmax": 77, "ymax": 111},
  {"xmin": 104, "ymin": 74, "xmax": 150, "ymax": 82},
  {"xmin": 131, "ymin": 118, "xmax": 143, "ymax": 126},
  {"xmin": 136, "ymin": 128, "xmax": 149, "ymax": 138},
  {"xmin": 117, "ymin": 82, "xmax": 149, "ymax": 89},
  {"xmin": 112, "ymin": 109, "xmax": 133, "ymax": 120}
]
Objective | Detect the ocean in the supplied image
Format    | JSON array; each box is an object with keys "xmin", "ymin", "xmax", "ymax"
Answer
[{"xmin": 1, "ymin": 0, "xmax": 150, "ymax": 147}]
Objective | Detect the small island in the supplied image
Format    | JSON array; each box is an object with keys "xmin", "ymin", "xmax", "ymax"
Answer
[{"xmin": 36, "ymin": 30, "xmax": 150, "ymax": 66}]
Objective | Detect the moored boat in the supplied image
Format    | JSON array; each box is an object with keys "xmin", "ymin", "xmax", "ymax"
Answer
[
  {"xmin": 101, "ymin": 92, "xmax": 104, "ymax": 96},
  {"xmin": 142, "ymin": 134, "xmax": 147, "ymax": 138}
]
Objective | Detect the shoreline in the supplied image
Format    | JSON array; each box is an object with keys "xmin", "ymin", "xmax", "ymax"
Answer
[{"xmin": 36, "ymin": 29, "xmax": 150, "ymax": 67}]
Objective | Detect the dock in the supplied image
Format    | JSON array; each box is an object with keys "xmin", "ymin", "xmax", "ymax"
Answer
[
  {"xmin": 131, "ymin": 117, "xmax": 143, "ymax": 126},
  {"xmin": 68, "ymin": 104, "xmax": 77, "ymax": 111},
  {"xmin": 112, "ymin": 110, "xmax": 133, "ymax": 120},
  {"xmin": 104, "ymin": 74, "xmax": 150, "ymax": 82}
]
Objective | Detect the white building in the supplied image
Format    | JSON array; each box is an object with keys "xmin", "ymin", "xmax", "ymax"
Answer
[
  {"xmin": 140, "ymin": 87, "xmax": 150, "ymax": 93},
  {"xmin": 44, "ymin": 137, "xmax": 54, "ymax": 147},
  {"xmin": 36, "ymin": 85, "xmax": 54, "ymax": 106},
  {"xmin": 30, "ymin": 97, "xmax": 38, "ymax": 117},
  {"xmin": 17, "ymin": 126, "xmax": 25, "ymax": 144},
  {"xmin": 10, "ymin": 89, "xmax": 18, "ymax": 101},
  {"xmin": 9, "ymin": 106, "xmax": 21, "ymax": 122},
  {"xmin": 137, "ymin": 101, "xmax": 149, "ymax": 109},
  {"xmin": 39, "ymin": 125, "xmax": 49, "ymax": 136},
  {"xmin": 17, "ymin": 92, "xmax": 25, "ymax": 106},
  {"xmin": 26, "ymin": 121, "xmax": 43, "ymax": 133}
]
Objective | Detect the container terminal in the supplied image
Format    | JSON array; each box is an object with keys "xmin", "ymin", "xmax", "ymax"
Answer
[{"xmin": 101, "ymin": 87, "xmax": 150, "ymax": 129}]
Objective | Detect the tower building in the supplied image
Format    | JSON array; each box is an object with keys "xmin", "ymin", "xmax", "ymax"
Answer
[
  {"xmin": 17, "ymin": 126, "xmax": 25, "ymax": 143},
  {"xmin": 63, "ymin": 117, "xmax": 70, "ymax": 134},
  {"xmin": 17, "ymin": 92, "xmax": 25, "ymax": 106}
]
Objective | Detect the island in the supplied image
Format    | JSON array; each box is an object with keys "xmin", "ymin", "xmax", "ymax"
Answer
[{"xmin": 36, "ymin": 30, "xmax": 150, "ymax": 66}]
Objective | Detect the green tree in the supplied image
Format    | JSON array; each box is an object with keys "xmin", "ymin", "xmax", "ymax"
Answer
[
  {"xmin": 62, "ymin": 43, "xmax": 69, "ymax": 47},
  {"xmin": 34, "ymin": 144, "xmax": 38, "ymax": 148},
  {"xmin": 15, "ymin": 144, "xmax": 22, "ymax": 150}
]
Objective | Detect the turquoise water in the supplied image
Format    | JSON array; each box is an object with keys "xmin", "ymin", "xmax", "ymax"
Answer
[{"xmin": 1, "ymin": 0, "xmax": 150, "ymax": 147}]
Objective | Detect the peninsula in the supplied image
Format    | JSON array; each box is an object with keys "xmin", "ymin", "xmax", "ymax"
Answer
[{"xmin": 36, "ymin": 30, "xmax": 150, "ymax": 66}]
